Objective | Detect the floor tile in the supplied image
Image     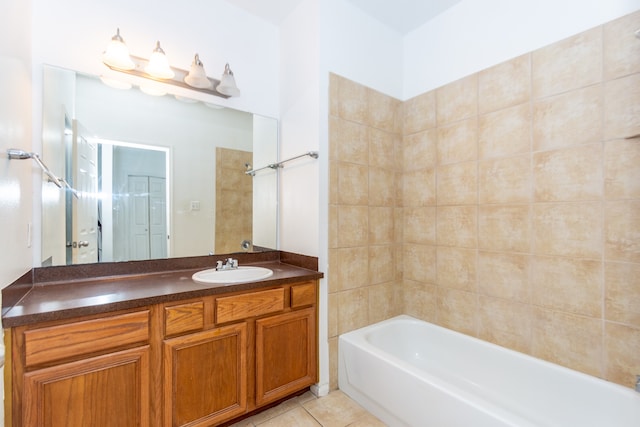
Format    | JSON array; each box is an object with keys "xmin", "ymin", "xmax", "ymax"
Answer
[
  {"xmin": 228, "ymin": 420, "xmax": 255, "ymax": 427},
  {"xmin": 230, "ymin": 390, "xmax": 386, "ymax": 427},
  {"xmin": 257, "ymin": 406, "xmax": 322, "ymax": 426},
  {"xmin": 346, "ymin": 412, "xmax": 388, "ymax": 427},
  {"xmin": 302, "ymin": 391, "xmax": 370, "ymax": 427},
  {"xmin": 245, "ymin": 398, "xmax": 301, "ymax": 425}
]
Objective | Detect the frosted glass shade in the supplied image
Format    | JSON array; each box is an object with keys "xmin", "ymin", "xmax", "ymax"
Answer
[
  {"xmin": 216, "ymin": 63, "xmax": 240, "ymax": 97},
  {"xmin": 102, "ymin": 29, "xmax": 135, "ymax": 70},
  {"xmin": 184, "ymin": 54, "xmax": 213, "ymax": 89},
  {"xmin": 145, "ymin": 41, "xmax": 174, "ymax": 79}
]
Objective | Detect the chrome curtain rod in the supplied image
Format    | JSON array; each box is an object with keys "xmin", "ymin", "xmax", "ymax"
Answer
[
  {"xmin": 7, "ymin": 149, "xmax": 78, "ymax": 197},
  {"xmin": 7, "ymin": 148, "xmax": 64, "ymax": 188},
  {"xmin": 245, "ymin": 151, "xmax": 319, "ymax": 176}
]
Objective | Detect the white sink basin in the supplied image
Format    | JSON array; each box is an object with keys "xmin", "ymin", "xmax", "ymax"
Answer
[{"xmin": 192, "ymin": 266, "xmax": 273, "ymax": 284}]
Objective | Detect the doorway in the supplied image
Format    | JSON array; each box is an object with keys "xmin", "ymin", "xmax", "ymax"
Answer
[
  {"xmin": 65, "ymin": 119, "xmax": 99, "ymax": 265},
  {"xmin": 97, "ymin": 140, "xmax": 170, "ymax": 262},
  {"xmin": 128, "ymin": 175, "xmax": 167, "ymax": 260}
]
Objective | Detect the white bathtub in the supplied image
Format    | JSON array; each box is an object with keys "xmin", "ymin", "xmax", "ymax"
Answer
[{"xmin": 338, "ymin": 315, "xmax": 640, "ymax": 427}]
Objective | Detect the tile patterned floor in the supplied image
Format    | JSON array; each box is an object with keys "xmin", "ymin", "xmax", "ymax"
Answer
[{"xmin": 229, "ymin": 390, "xmax": 387, "ymax": 427}]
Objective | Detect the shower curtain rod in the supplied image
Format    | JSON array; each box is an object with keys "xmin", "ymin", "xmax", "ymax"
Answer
[
  {"xmin": 245, "ymin": 151, "xmax": 319, "ymax": 176},
  {"xmin": 7, "ymin": 148, "xmax": 78, "ymax": 197},
  {"xmin": 7, "ymin": 148, "xmax": 64, "ymax": 187}
]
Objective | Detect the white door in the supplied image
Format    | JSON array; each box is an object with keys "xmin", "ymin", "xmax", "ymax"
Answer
[
  {"xmin": 128, "ymin": 176, "xmax": 150, "ymax": 260},
  {"xmin": 149, "ymin": 177, "xmax": 167, "ymax": 258},
  {"xmin": 128, "ymin": 175, "xmax": 167, "ymax": 260},
  {"xmin": 71, "ymin": 120, "xmax": 98, "ymax": 264}
]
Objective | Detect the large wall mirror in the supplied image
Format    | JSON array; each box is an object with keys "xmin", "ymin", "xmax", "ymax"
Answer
[{"xmin": 41, "ymin": 65, "xmax": 278, "ymax": 267}]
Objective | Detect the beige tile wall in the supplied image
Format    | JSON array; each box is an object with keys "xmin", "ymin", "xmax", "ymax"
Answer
[
  {"xmin": 328, "ymin": 74, "xmax": 404, "ymax": 390},
  {"xmin": 215, "ymin": 147, "xmax": 253, "ymax": 253},
  {"xmin": 328, "ymin": 10, "xmax": 640, "ymax": 390}
]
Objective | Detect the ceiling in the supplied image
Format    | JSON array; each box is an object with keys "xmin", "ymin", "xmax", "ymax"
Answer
[{"xmin": 224, "ymin": 0, "xmax": 463, "ymax": 34}]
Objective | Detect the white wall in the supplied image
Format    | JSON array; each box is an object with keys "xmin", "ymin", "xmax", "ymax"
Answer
[
  {"xmin": 321, "ymin": 0, "xmax": 404, "ymax": 99},
  {"xmin": 404, "ymin": 0, "xmax": 640, "ymax": 98},
  {"xmin": 0, "ymin": 5, "xmax": 33, "ymax": 281},
  {"xmin": 41, "ymin": 66, "xmax": 75, "ymax": 266},
  {"xmin": 279, "ymin": 0, "xmax": 322, "ymax": 258},
  {"xmin": 252, "ymin": 115, "xmax": 278, "ymax": 250}
]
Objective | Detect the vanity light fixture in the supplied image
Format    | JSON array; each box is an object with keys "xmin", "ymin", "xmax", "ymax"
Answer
[{"xmin": 101, "ymin": 28, "xmax": 240, "ymax": 99}]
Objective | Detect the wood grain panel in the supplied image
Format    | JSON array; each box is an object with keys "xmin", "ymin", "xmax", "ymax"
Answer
[
  {"xmin": 23, "ymin": 346, "xmax": 150, "ymax": 427},
  {"xmin": 24, "ymin": 310, "xmax": 149, "ymax": 367},
  {"xmin": 216, "ymin": 288, "xmax": 284, "ymax": 324},
  {"xmin": 290, "ymin": 282, "xmax": 316, "ymax": 308},
  {"xmin": 163, "ymin": 323, "xmax": 247, "ymax": 427},
  {"xmin": 255, "ymin": 308, "xmax": 316, "ymax": 406},
  {"xmin": 164, "ymin": 301, "xmax": 205, "ymax": 336}
]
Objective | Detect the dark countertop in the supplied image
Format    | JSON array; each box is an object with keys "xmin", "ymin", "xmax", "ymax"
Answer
[{"xmin": 2, "ymin": 251, "xmax": 323, "ymax": 328}]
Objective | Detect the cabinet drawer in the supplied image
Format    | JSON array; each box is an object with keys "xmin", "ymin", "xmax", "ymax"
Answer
[
  {"xmin": 24, "ymin": 310, "xmax": 150, "ymax": 367},
  {"xmin": 291, "ymin": 282, "xmax": 316, "ymax": 308},
  {"xmin": 216, "ymin": 288, "xmax": 284, "ymax": 323},
  {"xmin": 165, "ymin": 301, "xmax": 205, "ymax": 336}
]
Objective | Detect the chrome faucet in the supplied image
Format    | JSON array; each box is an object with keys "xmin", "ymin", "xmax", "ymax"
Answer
[{"xmin": 216, "ymin": 258, "xmax": 238, "ymax": 271}]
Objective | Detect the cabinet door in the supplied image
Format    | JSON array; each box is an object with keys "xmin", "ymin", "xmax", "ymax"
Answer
[
  {"xmin": 23, "ymin": 346, "xmax": 150, "ymax": 427},
  {"xmin": 255, "ymin": 307, "xmax": 316, "ymax": 406},
  {"xmin": 163, "ymin": 322, "xmax": 247, "ymax": 427}
]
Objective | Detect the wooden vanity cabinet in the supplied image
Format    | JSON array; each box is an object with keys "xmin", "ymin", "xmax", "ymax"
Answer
[
  {"xmin": 7, "ymin": 280, "xmax": 318, "ymax": 427},
  {"xmin": 254, "ymin": 281, "xmax": 317, "ymax": 406},
  {"xmin": 163, "ymin": 281, "xmax": 317, "ymax": 426}
]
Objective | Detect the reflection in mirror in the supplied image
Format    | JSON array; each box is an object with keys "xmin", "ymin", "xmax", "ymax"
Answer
[{"xmin": 41, "ymin": 65, "xmax": 278, "ymax": 267}]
